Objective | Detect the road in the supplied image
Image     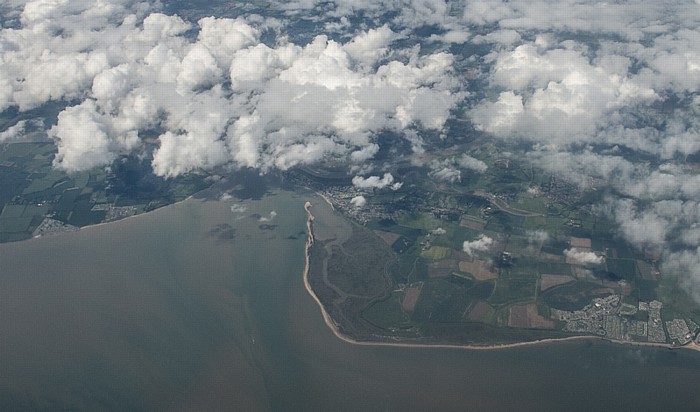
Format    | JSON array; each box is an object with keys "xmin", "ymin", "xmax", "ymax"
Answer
[{"xmin": 473, "ymin": 191, "xmax": 544, "ymax": 217}]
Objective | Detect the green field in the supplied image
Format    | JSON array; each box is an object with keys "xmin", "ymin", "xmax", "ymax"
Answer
[
  {"xmin": 0, "ymin": 217, "xmax": 32, "ymax": 233},
  {"xmin": 522, "ymin": 216, "xmax": 568, "ymax": 233},
  {"xmin": 362, "ymin": 292, "xmax": 412, "ymax": 330},
  {"xmin": 489, "ymin": 277, "xmax": 537, "ymax": 304},
  {"xmin": 541, "ymin": 281, "xmax": 601, "ymax": 311},
  {"xmin": 420, "ymin": 246, "xmax": 451, "ymax": 260},
  {"xmin": 606, "ymin": 258, "xmax": 639, "ymax": 280},
  {"xmin": 412, "ymin": 279, "xmax": 472, "ymax": 322},
  {"xmin": 22, "ymin": 170, "xmax": 68, "ymax": 194},
  {"xmin": 0, "ymin": 204, "xmax": 26, "ymax": 218},
  {"xmin": 538, "ymin": 261, "xmax": 573, "ymax": 276},
  {"xmin": 512, "ymin": 193, "xmax": 548, "ymax": 214},
  {"xmin": 398, "ymin": 213, "xmax": 446, "ymax": 230}
]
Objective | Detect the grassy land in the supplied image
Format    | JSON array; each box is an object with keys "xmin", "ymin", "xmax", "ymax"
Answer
[
  {"xmin": 398, "ymin": 213, "xmax": 445, "ymax": 230},
  {"xmin": 362, "ymin": 292, "xmax": 412, "ymax": 330},
  {"xmin": 512, "ymin": 193, "xmax": 548, "ymax": 214},
  {"xmin": 489, "ymin": 277, "xmax": 537, "ymax": 304},
  {"xmin": 0, "ymin": 142, "xmax": 211, "ymax": 243},
  {"xmin": 656, "ymin": 274, "xmax": 700, "ymax": 322},
  {"xmin": 420, "ymin": 246, "xmax": 450, "ymax": 260}
]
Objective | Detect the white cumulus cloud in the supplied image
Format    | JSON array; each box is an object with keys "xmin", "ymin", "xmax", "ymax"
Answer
[
  {"xmin": 564, "ymin": 248, "xmax": 604, "ymax": 266},
  {"xmin": 0, "ymin": 0, "xmax": 461, "ymax": 176},
  {"xmin": 463, "ymin": 235, "xmax": 494, "ymax": 256},
  {"xmin": 352, "ymin": 173, "xmax": 402, "ymax": 190},
  {"xmin": 350, "ymin": 195, "xmax": 367, "ymax": 208}
]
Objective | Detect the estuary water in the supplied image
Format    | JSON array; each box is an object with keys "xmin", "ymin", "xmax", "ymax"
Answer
[{"xmin": 1, "ymin": 189, "xmax": 700, "ymax": 411}]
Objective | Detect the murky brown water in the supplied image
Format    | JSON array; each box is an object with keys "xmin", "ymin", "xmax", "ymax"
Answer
[{"xmin": 1, "ymin": 189, "xmax": 700, "ymax": 411}]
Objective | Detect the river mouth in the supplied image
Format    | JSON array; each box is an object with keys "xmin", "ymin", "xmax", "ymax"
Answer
[{"xmin": 1, "ymin": 188, "xmax": 700, "ymax": 411}]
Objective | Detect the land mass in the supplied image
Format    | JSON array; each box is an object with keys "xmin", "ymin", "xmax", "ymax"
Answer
[
  {"xmin": 302, "ymin": 199, "xmax": 700, "ymax": 353},
  {"xmin": 0, "ymin": 142, "xmax": 210, "ymax": 243},
  {"xmin": 287, "ymin": 148, "xmax": 700, "ymax": 349}
]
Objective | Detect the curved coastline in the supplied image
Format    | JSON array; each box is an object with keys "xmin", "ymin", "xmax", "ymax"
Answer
[
  {"xmin": 302, "ymin": 200, "xmax": 700, "ymax": 353},
  {"xmin": 19, "ymin": 196, "xmax": 197, "ymax": 245},
  {"xmin": 85, "ymin": 195, "xmax": 197, "ymax": 231}
]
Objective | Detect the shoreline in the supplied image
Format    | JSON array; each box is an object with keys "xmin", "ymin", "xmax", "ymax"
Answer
[
  {"xmin": 302, "ymin": 200, "xmax": 700, "ymax": 353},
  {"xmin": 314, "ymin": 191, "xmax": 335, "ymax": 210},
  {"xmin": 17, "ymin": 196, "xmax": 197, "ymax": 245},
  {"xmin": 81, "ymin": 195, "xmax": 195, "ymax": 232}
]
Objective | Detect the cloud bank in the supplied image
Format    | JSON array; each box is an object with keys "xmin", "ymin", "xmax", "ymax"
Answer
[{"xmin": 0, "ymin": 0, "xmax": 460, "ymax": 176}]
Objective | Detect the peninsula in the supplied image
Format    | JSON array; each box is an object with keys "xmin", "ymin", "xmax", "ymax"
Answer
[{"xmin": 299, "ymin": 176, "xmax": 700, "ymax": 352}]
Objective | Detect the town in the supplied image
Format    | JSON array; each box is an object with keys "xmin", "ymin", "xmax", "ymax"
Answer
[{"xmin": 553, "ymin": 296, "xmax": 700, "ymax": 346}]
